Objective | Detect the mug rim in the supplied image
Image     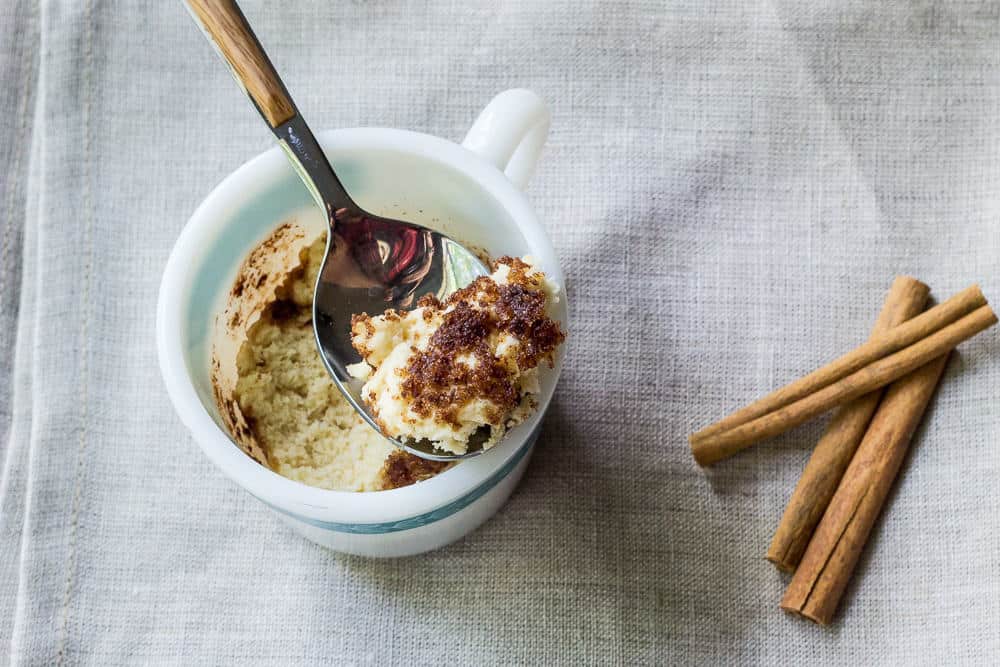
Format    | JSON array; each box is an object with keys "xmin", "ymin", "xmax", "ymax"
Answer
[{"xmin": 156, "ymin": 127, "xmax": 565, "ymax": 525}]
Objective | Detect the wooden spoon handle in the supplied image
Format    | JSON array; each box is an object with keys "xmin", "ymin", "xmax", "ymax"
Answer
[{"xmin": 186, "ymin": 0, "xmax": 295, "ymax": 128}]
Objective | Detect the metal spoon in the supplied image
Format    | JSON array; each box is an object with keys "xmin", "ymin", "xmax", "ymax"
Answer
[{"xmin": 186, "ymin": 0, "xmax": 490, "ymax": 460}]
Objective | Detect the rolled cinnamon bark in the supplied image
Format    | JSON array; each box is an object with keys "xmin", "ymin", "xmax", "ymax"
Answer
[
  {"xmin": 780, "ymin": 353, "xmax": 951, "ymax": 625},
  {"xmin": 766, "ymin": 277, "xmax": 929, "ymax": 572},
  {"xmin": 690, "ymin": 303, "xmax": 995, "ymax": 466},
  {"xmin": 691, "ymin": 284, "xmax": 985, "ymax": 444}
]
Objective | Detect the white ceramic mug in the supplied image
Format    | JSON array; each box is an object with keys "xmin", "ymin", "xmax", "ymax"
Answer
[{"xmin": 156, "ymin": 89, "xmax": 566, "ymax": 557}]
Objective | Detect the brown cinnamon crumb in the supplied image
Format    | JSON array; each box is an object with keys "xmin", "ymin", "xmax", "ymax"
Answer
[
  {"xmin": 350, "ymin": 313, "xmax": 376, "ymax": 356},
  {"xmin": 351, "ymin": 313, "xmax": 375, "ymax": 337},
  {"xmin": 417, "ymin": 294, "xmax": 442, "ymax": 309},
  {"xmin": 378, "ymin": 450, "xmax": 451, "ymax": 489}
]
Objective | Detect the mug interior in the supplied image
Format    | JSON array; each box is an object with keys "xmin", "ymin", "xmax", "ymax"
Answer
[{"xmin": 163, "ymin": 128, "xmax": 566, "ymax": 524}]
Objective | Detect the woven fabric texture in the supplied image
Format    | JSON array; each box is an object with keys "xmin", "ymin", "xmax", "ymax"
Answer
[{"xmin": 2, "ymin": 1, "xmax": 999, "ymax": 664}]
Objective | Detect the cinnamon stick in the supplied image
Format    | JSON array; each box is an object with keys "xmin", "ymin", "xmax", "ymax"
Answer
[
  {"xmin": 766, "ymin": 277, "xmax": 929, "ymax": 572},
  {"xmin": 690, "ymin": 303, "xmax": 995, "ymax": 466},
  {"xmin": 691, "ymin": 284, "xmax": 985, "ymax": 444},
  {"xmin": 780, "ymin": 353, "xmax": 951, "ymax": 625}
]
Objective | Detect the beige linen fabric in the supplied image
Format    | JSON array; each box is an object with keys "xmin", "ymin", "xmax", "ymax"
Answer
[{"xmin": 2, "ymin": 0, "xmax": 999, "ymax": 664}]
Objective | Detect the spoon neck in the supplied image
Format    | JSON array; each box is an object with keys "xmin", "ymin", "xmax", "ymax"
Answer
[{"xmin": 275, "ymin": 115, "xmax": 361, "ymax": 226}]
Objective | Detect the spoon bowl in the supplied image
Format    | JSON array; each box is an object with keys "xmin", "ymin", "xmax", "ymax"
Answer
[{"xmin": 308, "ymin": 192, "xmax": 492, "ymax": 460}]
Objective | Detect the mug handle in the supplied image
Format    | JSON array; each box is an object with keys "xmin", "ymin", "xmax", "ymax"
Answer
[{"xmin": 461, "ymin": 89, "xmax": 550, "ymax": 190}]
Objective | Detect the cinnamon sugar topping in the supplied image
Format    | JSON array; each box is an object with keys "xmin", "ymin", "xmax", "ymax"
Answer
[
  {"xmin": 401, "ymin": 260, "xmax": 564, "ymax": 427},
  {"xmin": 348, "ymin": 255, "xmax": 566, "ymax": 455}
]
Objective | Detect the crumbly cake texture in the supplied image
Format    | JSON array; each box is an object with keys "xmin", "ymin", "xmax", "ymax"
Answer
[
  {"xmin": 349, "ymin": 256, "xmax": 566, "ymax": 456},
  {"xmin": 226, "ymin": 234, "xmax": 449, "ymax": 491}
]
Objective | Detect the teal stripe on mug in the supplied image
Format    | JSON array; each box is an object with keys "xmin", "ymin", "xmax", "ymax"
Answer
[{"xmin": 263, "ymin": 424, "xmax": 540, "ymax": 534}]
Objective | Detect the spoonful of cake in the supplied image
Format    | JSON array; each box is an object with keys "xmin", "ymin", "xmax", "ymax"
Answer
[{"xmin": 187, "ymin": 1, "xmax": 564, "ymax": 461}]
